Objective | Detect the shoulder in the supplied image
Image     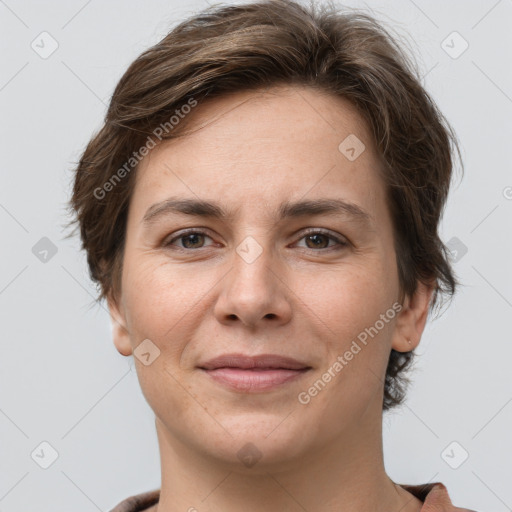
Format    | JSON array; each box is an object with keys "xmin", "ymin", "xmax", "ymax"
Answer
[
  {"xmin": 109, "ymin": 489, "xmax": 160, "ymax": 512},
  {"xmin": 400, "ymin": 482, "xmax": 478, "ymax": 511}
]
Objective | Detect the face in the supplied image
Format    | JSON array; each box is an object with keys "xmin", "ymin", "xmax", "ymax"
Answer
[{"xmin": 109, "ymin": 85, "xmax": 431, "ymax": 471}]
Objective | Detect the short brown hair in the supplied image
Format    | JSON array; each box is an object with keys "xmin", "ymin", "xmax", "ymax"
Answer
[{"xmin": 67, "ymin": 0, "xmax": 462, "ymax": 411}]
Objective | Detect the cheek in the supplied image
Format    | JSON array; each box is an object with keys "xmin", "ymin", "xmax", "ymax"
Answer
[
  {"xmin": 296, "ymin": 259, "xmax": 398, "ymax": 400},
  {"xmin": 296, "ymin": 257, "xmax": 397, "ymax": 341},
  {"xmin": 294, "ymin": 264, "xmax": 397, "ymax": 426},
  {"xmin": 121, "ymin": 258, "xmax": 202, "ymax": 419},
  {"xmin": 122, "ymin": 256, "xmax": 198, "ymax": 346}
]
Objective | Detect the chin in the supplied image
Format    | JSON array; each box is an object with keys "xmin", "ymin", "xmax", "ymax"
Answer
[{"xmin": 199, "ymin": 415, "xmax": 312, "ymax": 472}]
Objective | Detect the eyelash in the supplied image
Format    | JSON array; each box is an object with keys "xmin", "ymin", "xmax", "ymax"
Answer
[{"xmin": 164, "ymin": 228, "xmax": 349, "ymax": 252}]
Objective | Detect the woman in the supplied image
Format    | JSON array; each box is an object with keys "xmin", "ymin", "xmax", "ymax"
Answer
[{"xmin": 68, "ymin": 0, "xmax": 476, "ymax": 510}]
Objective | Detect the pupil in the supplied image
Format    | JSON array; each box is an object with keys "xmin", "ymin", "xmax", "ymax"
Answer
[
  {"xmin": 183, "ymin": 234, "xmax": 203, "ymax": 248},
  {"xmin": 307, "ymin": 234, "xmax": 327, "ymax": 248}
]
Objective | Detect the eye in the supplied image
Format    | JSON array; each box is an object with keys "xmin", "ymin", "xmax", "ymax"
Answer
[
  {"xmin": 163, "ymin": 228, "xmax": 348, "ymax": 251},
  {"xmin": 294, "ymin": 229, "xmax": 348, "ymax": 250},
  {"xmin": 164, "ymin": 230, "xmax": 215, "ymax": 250}
]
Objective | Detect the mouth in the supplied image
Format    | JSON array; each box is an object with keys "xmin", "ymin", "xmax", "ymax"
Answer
[{"xmin": 198, "ymin": 353, "xmax": 312, "ymax": 392}]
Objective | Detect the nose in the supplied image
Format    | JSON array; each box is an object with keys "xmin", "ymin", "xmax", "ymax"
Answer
[{"xmin": 213, "ymin": 240, "xmax": 293, "ymax": 329}]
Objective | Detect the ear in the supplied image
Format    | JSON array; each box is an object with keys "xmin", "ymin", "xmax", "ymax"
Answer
[
  {"xmin": 106, "ymin": 291, "xmax": 133, "ymax": 357},
  {"xmin": 391, "ymin": 281, "xmax": 435, "ymax": 352}
]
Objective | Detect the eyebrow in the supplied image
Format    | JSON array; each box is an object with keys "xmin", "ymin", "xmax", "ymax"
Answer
[{"xmin": 142, "ymin": 197, "xmax": 373, "ymax": 227}]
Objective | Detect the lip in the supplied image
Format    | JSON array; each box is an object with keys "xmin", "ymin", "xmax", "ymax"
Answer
[
  {"xmin": 198, "ymin": 353, "xmax": 312, "ymax": 392},
  {"xmin": 199, "ymin": 353, "xmax": 310, "ymax": 370}
]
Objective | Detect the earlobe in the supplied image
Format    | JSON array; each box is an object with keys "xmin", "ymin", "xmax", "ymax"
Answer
[
  {"xmin": 391, "ymin": 281, "xmax": 435, "ymax": 353},
  {"xmin": 107, "ymin": 293, "xmax": 133, "ymax": 357}
]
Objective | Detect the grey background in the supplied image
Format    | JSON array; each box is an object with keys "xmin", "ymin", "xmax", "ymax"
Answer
[{"xmin": 1, "ymin": 0, "xmax": 511, "ymax": 510}]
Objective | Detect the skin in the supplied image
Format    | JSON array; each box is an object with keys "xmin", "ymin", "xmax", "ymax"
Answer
[{"xmin": 108, "ymin": 85, "xmax": 433, "ymax": 512}]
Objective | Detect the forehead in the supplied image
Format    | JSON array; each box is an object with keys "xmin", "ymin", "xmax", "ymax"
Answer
[{"xmin": 132, "ymin": 84, "xmax": 385, "ymax": 219}]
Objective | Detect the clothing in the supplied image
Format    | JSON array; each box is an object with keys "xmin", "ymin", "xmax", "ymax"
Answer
[
  {"xmin": 400, "ymin": 483, "xmax": 477, "ymax": 511},
  {"xmin": 109, "ymin": 482, "xmax": 477, "ymax": 511}
]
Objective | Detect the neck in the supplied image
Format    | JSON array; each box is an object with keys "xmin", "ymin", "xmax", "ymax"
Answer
[{"xmin": 152, "ymin": 395, "xmax": 422, "ymax": 512}]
